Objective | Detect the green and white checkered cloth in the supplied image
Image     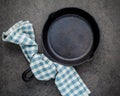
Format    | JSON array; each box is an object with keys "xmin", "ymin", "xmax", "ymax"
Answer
[{"xmin": 2, "ymin": 21, "xmax": 91, "ymax": 96}]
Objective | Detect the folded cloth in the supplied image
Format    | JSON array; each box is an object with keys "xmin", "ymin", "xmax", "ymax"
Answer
[{"xmin": 2, "ymin": 21, "xmax": 91, "ymax": 96}]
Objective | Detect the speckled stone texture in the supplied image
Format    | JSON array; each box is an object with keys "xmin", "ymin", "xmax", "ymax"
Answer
[{"xmin": 0, "ymin": 0, "xmax": 120, "ymax": 96}]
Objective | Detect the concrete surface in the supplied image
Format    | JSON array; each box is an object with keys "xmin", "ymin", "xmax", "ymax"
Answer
[{"xmin": 0, "ymin": 0, "xmax": 120, "ymax": 96}]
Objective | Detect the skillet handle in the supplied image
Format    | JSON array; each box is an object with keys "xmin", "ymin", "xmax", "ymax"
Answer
[{"xmin": 22, "ymin": 67, "xmax": 34, "ymax": 82}]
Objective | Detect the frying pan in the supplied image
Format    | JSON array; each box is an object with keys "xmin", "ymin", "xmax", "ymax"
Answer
[{"xmin": 22, "ymin": 7, "xmax": 100, "ymax": 81}]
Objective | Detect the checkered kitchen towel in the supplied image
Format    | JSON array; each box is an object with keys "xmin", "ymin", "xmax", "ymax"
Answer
[{"xmin": 2, "ymin": 21, "xmax": 91, "ymax": 96}]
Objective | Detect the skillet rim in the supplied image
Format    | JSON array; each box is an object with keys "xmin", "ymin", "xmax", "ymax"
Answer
[{"xmin": 42, "ymin": 7, "xmax": 100, "ymax": 66}]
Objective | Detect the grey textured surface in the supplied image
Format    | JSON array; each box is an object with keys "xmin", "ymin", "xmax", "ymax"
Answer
[{"xmin": 0, "ymin": 0, "xmax": 120, "ymax": 96}]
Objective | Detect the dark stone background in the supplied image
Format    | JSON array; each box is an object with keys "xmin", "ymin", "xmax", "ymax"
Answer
[{"xmin": 0, "ymin": 0, "xmax": 120, "ymax": 96}]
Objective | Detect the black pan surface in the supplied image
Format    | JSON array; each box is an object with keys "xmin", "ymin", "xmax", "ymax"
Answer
[{"xmin": 42, "ymin": 8, "xmax": 100, "ymax": 66}]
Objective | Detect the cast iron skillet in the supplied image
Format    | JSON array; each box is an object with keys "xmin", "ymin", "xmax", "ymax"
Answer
[{"xmin": 22, "ymin": 7, "xmax": 100, "ymax": 81}]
